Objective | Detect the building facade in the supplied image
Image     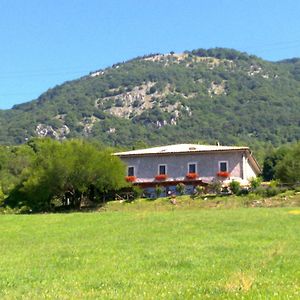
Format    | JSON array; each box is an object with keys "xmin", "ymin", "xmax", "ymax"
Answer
[{"xmin": 115, "ymin": 144, "xmax": 260, "ymax": 197}]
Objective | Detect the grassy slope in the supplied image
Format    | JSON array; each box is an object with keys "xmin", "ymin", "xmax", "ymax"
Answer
[{"xmin": 0, "ymin": 205, "xmax": 299, "ymax": 299}]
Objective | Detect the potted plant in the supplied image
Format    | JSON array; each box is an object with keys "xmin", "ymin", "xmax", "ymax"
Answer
[
  {"xmin": 125, "ymin": 176, "xmax": 137, "ymax": 182},
  {"xmin": 186, "ymin": 172, "xmax": 198, "ymax": 179},
  {"xmin": 155, "ymin": 174, "xmax": 168, "ymax": 180},
  {"xmin": 217, "ymin": 171, "xmax": 230, "ymax": 178}
]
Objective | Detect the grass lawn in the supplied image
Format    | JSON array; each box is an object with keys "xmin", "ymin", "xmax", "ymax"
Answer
[{"xmin": 0, "ymin": 206, "xmax": 299, "ymax": 299}]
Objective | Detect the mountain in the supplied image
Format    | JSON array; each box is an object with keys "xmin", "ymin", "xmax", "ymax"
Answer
[{"xmin": 1, "ymin": 48, "xmax": 300, "ymax": 151}]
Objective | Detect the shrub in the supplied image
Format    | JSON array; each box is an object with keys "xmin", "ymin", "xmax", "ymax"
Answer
[
  {"xmin": 238, "ymin": 188, "xmax": 249, "ymax": 196},
  {"xmin": 176, "ymin": 183, "xmax": 185, "ymax": 195},
  {"xmin": 195, "ymin": 185, "xmax": 205, "ymax": 196},
  {"xmin": 148, "ymin": 86, "xmax": 157, "ymax": 94},
  {"xmin": 229, "ymin": 180, "xmax": 241, "ymax": 195},
  {"xmin": 18, "ymin": 205, "xmax": 31, "ymax": 214},
  {"xmin": 254, "ymin": 186, "xmax": 281, "ymax": 198},
  {"xmin": 155, "ymin": 185, "xmax": 163, "ymax": 198},
  {"xmin": 269, "ymin": 179, "xmax": 279, "ymax": 188},
  {"xmin": 265, "ymin": 186, "xmax": 281, "ymax": 197},
  {"xmin": 250, "ymin": 177, "xmax": 262, "ymax": 190},
  {"xmin": 255, "ymin": 186, "xmax": 267, "ymax": 197},
  {"xmin": 133, "ymin": 186, "xmax": 143, "ymax": 199},
  {"xmin": 210, "ymin": 180, "xmax": 222, "ymax": 194}
]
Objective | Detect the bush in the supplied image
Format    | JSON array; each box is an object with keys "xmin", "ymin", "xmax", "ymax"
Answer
[
  {"xmin": 238, "ymin": 188, "xmax": 249, "ymax": 196},
  {"xmin": 250, "ymin": 177, "xmax": 262, "ymax": 190},
  {"xmin": 133, "ymin": 186, "xmax": 143, "ymax": 199},
  {"xmin": 209, "ymin": 180, "xmax": 222, "ymax": 194},
  {"xmin": 155, "ymin": 185, "xmax": 163, "ymax": 198},
  {"xmin": 254, "ymin": 185, "xmax": 282, "ymax": 198},
  {"xmin": 176, "ymin": 183, "xmax": 185, "ymax": 195},
  {"xmin": 18, "ymin": 205, "xmax": 31, "ymax": 214},
  {"xmin": 195, "ymin": 185, "xmax": 205, "ymax": 196},
  {"xmin": 148, "ymin": 86, "xmax": 157, "ymax": 94},
  {"xmin": 269, "ymin": 180, "xmax": 279, "ymax": 188},
  {"xmin": 0, "ymin": 206, "xmax": 19, "ymax": 214},
  {"xmin": 265, "ymin": 186, "xmax": 281, "ymax": 197},
  {"xmin": 229, "ymin": 180, "xmax": 241, "ymax": 195}
]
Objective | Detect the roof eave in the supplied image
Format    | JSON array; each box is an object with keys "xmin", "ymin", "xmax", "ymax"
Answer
[{"xmin": 114, "ymin": 147, "xmax": 250, "ymax": 158}]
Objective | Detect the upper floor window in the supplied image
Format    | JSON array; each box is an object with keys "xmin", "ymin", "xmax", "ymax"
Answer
[
  {"xmin": 219, "ymin": 161, "xmax": 228, "ymax": 172},
  {"xmin": 188, "ymin": 162, "xmax": 197, "ymax": 173},
  {"xmin": 158, "ymin": 164, "xmax": 167, "ymax": 175},
  {"xmin": 127, "ymin": 166, "xmax": 135, "ymax": 176}
]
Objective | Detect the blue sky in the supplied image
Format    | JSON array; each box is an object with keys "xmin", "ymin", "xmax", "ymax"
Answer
[{"xmin": 1, "ymin": 0, "xmax": 300, "ymax": 109}]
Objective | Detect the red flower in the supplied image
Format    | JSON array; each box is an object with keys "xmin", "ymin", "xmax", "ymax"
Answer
[
  {"xmin": 186, "ymin": 172, "xmax": 198, "ymax": 179},
  {"xmin": 217, "ymin": 171, "xmax": 230, "ymax": 177},
  {"xmin": 155, "ymin": 174, "xmax": 168, "ymax": 180},
  {"xmin": 125, "ymin": 176, "xmax": 137, "ymax": 182}
]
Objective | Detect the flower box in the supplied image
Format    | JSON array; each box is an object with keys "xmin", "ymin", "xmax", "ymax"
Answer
[
  {"xmin": 186, "ymin": 172, "xmax": 198, "ymax": 179},
  {"xmin": 155, "ymin": 174, "xmax": 168, "ymax": 180},
  {"xmin": 217, "ymin": 171, "xmax": 230, "ymax": 178},
  {"xmin": 125, "ymin": 176, "xmax": 137, "ymax": 182}
]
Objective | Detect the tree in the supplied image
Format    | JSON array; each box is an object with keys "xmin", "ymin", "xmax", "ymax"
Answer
[
  {"xmin": 262, "ymin": 147, "xmax": 289, "ymax": 181},
  {"xmin": 7, "ymin": 139, "xmax": 126, "ymax": 211},
  {"xmin": 275, "ymin": 143, "xmax": 300, "ymax": 185},
  {"xmin": 0, "ymin": 144, "xmax": 35, "ymax": 200}
]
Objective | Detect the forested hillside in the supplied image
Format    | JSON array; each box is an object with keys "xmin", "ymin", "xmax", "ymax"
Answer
[{"xmin": 1, "ymin": 48, "xmax": 300, "ymax": 152}]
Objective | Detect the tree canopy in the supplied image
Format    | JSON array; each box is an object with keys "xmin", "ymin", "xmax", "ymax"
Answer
[{"xmin": 1, "ymin": 139, "xmax": 127, "ymax": 212}]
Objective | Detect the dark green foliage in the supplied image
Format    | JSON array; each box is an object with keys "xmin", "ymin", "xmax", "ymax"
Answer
[
  {"xmin": 254, "ymin": 186, "xmax": 282, "ymax": 198},
  {"xmin": 229, "ymin": 180, "xmax": 241, "ymax": 195},
  {"xmin": 155, "ymin": 185, "xmax": 163, "ymax": 198},
  {"xmin": 195, "ymin": 185, "xmax": 205, "ymax": 196},
  {"xmin": 262, "ymin": 147, "xmax": 289, "ymax": 180},
  {"xmin": 250, "ymin": 177, "xmax": 262, "ymax": 190},
  {"xmin": 262, "ymin": 143, "xmax": 300, "ymax": 184},
  {"xmin": 0, "ymin": 47, "xmax": 299, "ymax": 152},
  {"xmin": 132, "ymin": 186, "xmax": 144, "ymax": 199},
  {"xmin": 275, "ymin": 142, "xmax": 300, "ymax": 184},
  {"xmin": 2, "ymin": 139, "xmax": 127, "ymax": 212},
  {"xmin": 176, "ymin": 183, "xmax": 185, "ymax": 195}
]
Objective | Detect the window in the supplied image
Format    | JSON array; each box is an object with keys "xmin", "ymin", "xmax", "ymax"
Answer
[
  {"xmin": 219, "ymin": 161, "xmax": 228, "ymax": 172},
  {"xmin": 188, "ymin": 163, "xmax": 197, "ymax": 173},
  {"xmin": 158, "ymin": 164, "xmax": 167, "ymax": 175},
  {"xmin": 127, "ymin": 166, "xmax": 135, "ymax": 176}
]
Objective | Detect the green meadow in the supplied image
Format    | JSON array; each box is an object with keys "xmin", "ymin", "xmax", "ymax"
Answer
[{"xmin": 0, "ymin": 204, "xmax": 299, "ymax": 299}]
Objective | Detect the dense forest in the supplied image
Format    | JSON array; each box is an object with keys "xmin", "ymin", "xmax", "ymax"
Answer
[{"xmin": 0, "ymin": 48, "xmax": 299, "ymax": 162}]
